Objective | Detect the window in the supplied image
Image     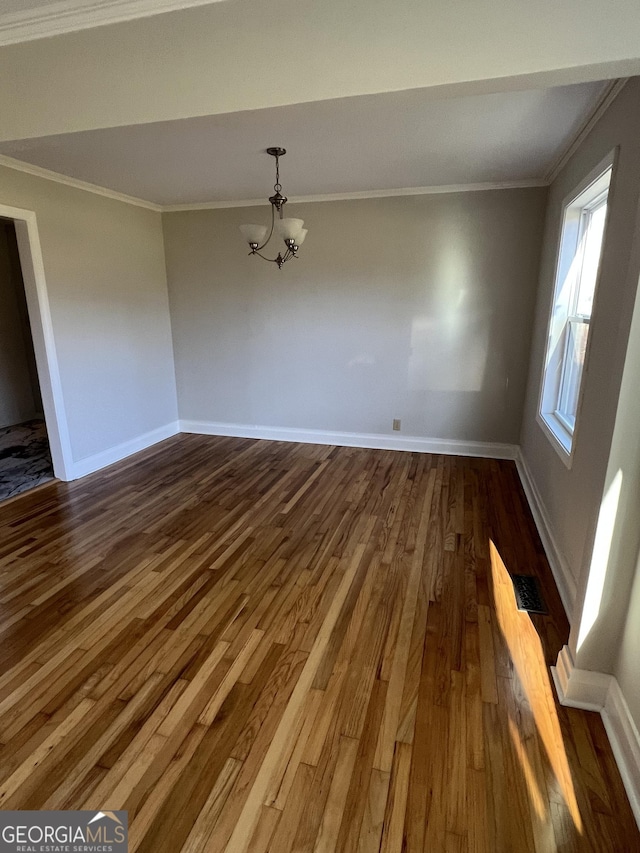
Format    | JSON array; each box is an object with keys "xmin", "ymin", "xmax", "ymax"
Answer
[{"xmin": 538, "ymin": 155, "xmax": 614, "ymax": 462}]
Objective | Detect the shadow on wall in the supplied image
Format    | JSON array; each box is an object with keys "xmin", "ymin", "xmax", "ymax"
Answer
[{"xmin": 405, "ymin": 199, "xmax": 541, "ymax": 438}]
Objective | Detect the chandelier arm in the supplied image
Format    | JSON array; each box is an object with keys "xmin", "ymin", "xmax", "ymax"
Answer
[
  {"xmin": 250, "ymin": 250, "xmax": 279, "ymax": 263},
  {"xmin": 255, "ymin": 204, "xmax": 276, "ymax": 252}
]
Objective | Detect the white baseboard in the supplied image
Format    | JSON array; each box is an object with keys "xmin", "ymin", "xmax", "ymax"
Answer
[
  {"xmin": 66, "ymin": 419, "xmax": 517, "ymax": 481},
  {"xmin": 70, "ymin": 421, "xmax": 179, "ymax": 479},
  {"xmin": 178, "ymin": 420, "xmax": 518, "ymax": 460},
  {"xmin": 603, "ymin": 678, "xmax": 640, "ymax": 828},
  {"xmin": 551, "ymin": 645, "xmax": 612, "ymax": 711},
  {"xmin": 552, "ymin": 644, "xmax": 640, "ymax": 830},
  {"xmin": 515, "ymin": 450, "xmax": 576, "ymax": 617}
]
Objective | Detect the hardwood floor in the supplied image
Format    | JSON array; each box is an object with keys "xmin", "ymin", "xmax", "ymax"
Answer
[{"xmin": 0, "ymin": 434, "xmax": 637, "ymax": 852}]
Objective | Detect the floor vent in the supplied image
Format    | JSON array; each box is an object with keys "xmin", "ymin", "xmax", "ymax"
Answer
[{"xmin": 512, "ymin": 575, "xmax": 548, "ymax": 615}]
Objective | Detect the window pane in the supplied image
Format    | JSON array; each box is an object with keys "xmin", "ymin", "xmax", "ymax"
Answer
[
  {"xmin": 539, "ymin": 159, "xmax": 612, "ymax": 458},
  {"xmin": 576, "ymin": 201, "xmax": 607, "ymax": 317},
  {"xmin": 557, "ymin": 319, "xmax": 589, "ymax": 430}
]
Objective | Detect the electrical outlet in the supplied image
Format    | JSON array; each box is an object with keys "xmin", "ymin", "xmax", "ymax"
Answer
[{"xmin": 392, "ymin": 419, "xmax": 401, "ymax": 431}]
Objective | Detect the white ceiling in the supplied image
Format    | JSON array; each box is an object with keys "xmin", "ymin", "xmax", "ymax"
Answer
[
  {"xmin": 0, "ymin": 81, "xmax": 608, "ymax": 206},
  {"xmin": 2, "ymin": 0, "xmax": 638, "ymax": 147}
]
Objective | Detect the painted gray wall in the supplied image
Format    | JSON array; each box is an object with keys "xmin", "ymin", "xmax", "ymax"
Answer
[
  {"xmin": 0, "ymin": 165, "xmax": 178, "ymax": 464},
  {"xmin": 610, "ymin": 252, "xmax": 640, "ymax": 728},
  {"xmin": 163, "ymin": 189, "xmax": 547, "ymax": 445},
  {"xmin": 616, "ymin": 550, "xmax": 640, "ymax": 730},
  {"xmin": 519, "ymin": 79, "xmax": 640, "ymax": 673},
  {"xmin": 0, "ymin": 219, "xmax": 42, "ymax": 427}
]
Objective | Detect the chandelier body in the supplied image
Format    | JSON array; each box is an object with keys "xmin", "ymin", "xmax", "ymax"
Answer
[{"xmin": 240, "ymin": 148, "xmax": 307, "ymax": 269}]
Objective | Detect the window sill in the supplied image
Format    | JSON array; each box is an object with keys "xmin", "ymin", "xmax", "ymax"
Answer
[{"xmin": 537, "ymin": 411, "xmax": 574, "ymax": 469}]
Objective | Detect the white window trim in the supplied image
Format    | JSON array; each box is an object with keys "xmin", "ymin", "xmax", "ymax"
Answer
[{"xmin": 536, "ymin": 148, "xmax": 618, "ymax": 469}]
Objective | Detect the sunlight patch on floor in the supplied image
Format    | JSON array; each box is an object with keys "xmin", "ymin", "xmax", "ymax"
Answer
[{"xmin": 489, "ymin": 539, "xmax": 583, "ymax": 834}]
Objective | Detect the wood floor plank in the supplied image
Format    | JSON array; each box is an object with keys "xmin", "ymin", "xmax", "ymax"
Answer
[
  {"xmin": 313, "ymin": 734, "xmax": 360, "ymax": 853},
  {"xmin": 224, "ymin": 541, "xmax": 370, "ymax": 853},
  {"xmin": 0, "ymin": 435, "xmax": 637, "ymax": 852}
]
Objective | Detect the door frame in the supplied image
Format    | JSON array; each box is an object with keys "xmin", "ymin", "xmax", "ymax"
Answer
[{"xmin": 0, "ymin": 202, "xmax": 74, "ymax": 481}]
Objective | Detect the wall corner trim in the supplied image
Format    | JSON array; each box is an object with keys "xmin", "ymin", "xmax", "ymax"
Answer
[
  {"xmin": 178, "ymin": 420, "xmax": 519, "ymax": 460},
  {"xmin": 515, "ymin": 449, "xmax": 576, "ymax": 618},
  {"xmin": 552, "ymin": 645, "xmax": 640, "ymax": 830},
  {"xmin": 70, "ymin": 421, "xmax": 179, "ymax": 479},
  {"xmin": 551, "ymin": 645, "xmax": 611, "ymax": 711}
]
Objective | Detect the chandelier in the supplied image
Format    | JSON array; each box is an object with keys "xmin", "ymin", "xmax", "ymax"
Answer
[{"xmin": 239, "ymin": 147, "xmax": 307, "ymax": 270}]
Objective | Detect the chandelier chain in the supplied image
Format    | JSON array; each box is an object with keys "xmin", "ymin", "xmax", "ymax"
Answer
[{"xmin": 274, "ymin": 153, "xmax": 281, "ymax": 193}]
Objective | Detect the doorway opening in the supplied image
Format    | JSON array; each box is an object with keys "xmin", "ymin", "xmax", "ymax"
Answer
[
  {"xmin": 0, "ymin": 203, "xmax": 73, "ymax": 497},
  {"xmin": 0, "ymin": 217, "xmax": 53, "ymax": 500}
]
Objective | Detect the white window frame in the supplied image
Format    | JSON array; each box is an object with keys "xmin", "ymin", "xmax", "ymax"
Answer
[{"xmin": 537, "ymin": 149, "xmax": 617, "ymax": 468}]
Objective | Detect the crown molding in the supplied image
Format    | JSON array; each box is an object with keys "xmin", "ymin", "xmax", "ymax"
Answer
[
  {"xmin": 161, "ymin": 179, "xmax": 549, "ymax": 212},
  {"xmin": 0, "ymin": 154, "xmax": 162, "ymax": 212},
  {"xmin": 0, "ymin": 154, "xmax": 548, "ymax": 213},
  {"xmin": 0, "ymin": 153, "xmax": 549, "ymax": 213},
  {"xmin": 544, "ymin": 78, "xmax": 628, "ymax": 184},
  {"xmin": 0, "ymin": 0, "xmax": 225, "ymax": 46}
]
